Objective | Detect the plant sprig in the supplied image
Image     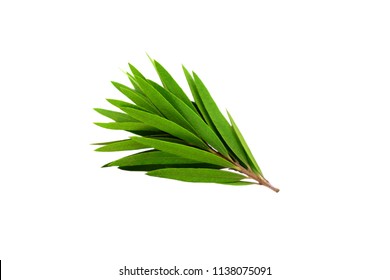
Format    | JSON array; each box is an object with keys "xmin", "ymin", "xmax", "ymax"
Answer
[{"xmin": 94, "ymin": 57, "xmax": 279, "ymax": 192}]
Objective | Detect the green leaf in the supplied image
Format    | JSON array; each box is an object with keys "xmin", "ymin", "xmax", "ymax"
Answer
[
  {"xmin": 128, "ymin": 63, "xmax": 146, "ymax": 79},
  {"xmin": 193, "ymin": 72, "xmax": 249, "ymax": 166},
  {"xmin": 94, "ymin": 59, "xmax": 277, "ymax": 192},
  {"xmin": 222, "ymin": 181, "xmax": 257, "ymax": 186},
  {"xmin": 227, "ymin": 111, "xmax": 262, "ymax": 175},
  {"xmin": 132, "ymin": 137, "xmax": 235, "ymax": 168},
  {"xmin": 182, "ymin": 66, "xmax": 214, "ymax": 126},
  {"xmin": 119, "ymin": 163, "xmax": 221, "ymax": 171},
  {"xmin": 127, "ymin": 64, "xmax": 146, "ymax": 93},
  {"xmin": 151, "ymin": 59, "xmax": 197, "ymax": 112},
  {"xmin": 152, "ymin": 136, "xmax": 187, "ymax": 145},
  {"xmin": 111, "ymin": 81, "xmax": 161, "ymax": 114},
  {"xmin": 132, "ymin": 76, "xmax": 194, "ymax": 132},
  {"xmin": 94, "ymin": 108, "xmax": 137, "ymax": 122},
  {"xmin": 147, "ymin": 168, "xmax": 246, "ymax": 183},
  {"xmin": 120, "ymin": 107, "xmax": 208, "ymax": 149},
  {"xmin": 94, "ymin": 122, "xmax": 159, "ymax": 131},
  {"xmin": 91, "ymin": 139, "xmax": 125, "ymax": 145},
  {"xmin": 125, "ymin": 71, "xmax": 144, "ymax": 93},
  {"xmin": 149, "ymin": 81, "xmax": 230, "ymax": 158},
  {"xmin": 95, "ymin": 139, "xmax": 149, "ymax": 152},
  {"xmin": 106, "ymin": 99, "xmax": 137, "ymax": 109},
  {"xmin": 108, "ymin": 150, "xmax": 204, "ymax": 167}
]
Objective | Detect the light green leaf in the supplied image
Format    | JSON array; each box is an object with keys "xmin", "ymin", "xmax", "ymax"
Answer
[
  {"xmin": 91, "ymin": 139, "xmax": 126, "ymax": 145},
  {"xmin": 120, "ymin": 107, "xmax": 208, "ymax": 149},
  {"xmin": 106, "ymin": 99, "xmax": 136, "ymax": 109},
  {"xmin": 149, "ymin": 81, "xmax": 230, "ymax": 158},
  {"xmin": 119, "ymin": 163, "xmax": 221, "ymax": 171},
  {"xmin": 127, "ymin": 64, "xmax": 146, "ymax": 93},
  {"xmin": 193, "ymin": 72, "xmax": 249, "ymax": 167},
  {"xmin": 94, "ymin": 122, "xmax": 159, "ymax": 131},
  {"xmin": 147, "ymin": 168, "xmax": 246, "ymax": 183},
  {"xmin": 132, "ymin": 137, "xmax": 235, "ymax": 168},
  {"xmin": 94, "ymin": 108, "xmax": 137, "ymax": 122},
  {"xmin": 125, "ymin": 71, "xmax": 144, "ymax": 93},
  {"xmin": 128, "ymin": 63, "xmax": 146, "ymax": 79},
  {"xmin": 227, "ymin": 111, "xmax": 262, "ymax": 175},
  {"xmin": 108, "ymin": 150, "xmax": 203, "ymax": 167},
  {"xmin": 111, "ymin": 81, "xmax": 161, "ymax": 114},
  {"xmin": 95, "ymin": 139, "xmax": 149, "ymax": 152}
]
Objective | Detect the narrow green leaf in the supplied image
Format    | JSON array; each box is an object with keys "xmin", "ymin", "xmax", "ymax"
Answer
[
  {"xmin": 227, "ymin": 111, "xmax": 262, "ymax": 175},
  {"xmin": 149, "ymin": 81, "xmax": 230, "ymax": 158},
  {"xmin": 106, "ymin": 99, "xmax": 136, "ymax": 109},
  {"xmin": 92, "ymin": 139, "xmax": 125, "ymax": 145},
  {"xmin": 94, "ymin": 122, "xmax": 159, "ymax": 131},
  {"xmin": 152, "ymin": 136, "xmax": 186, "ymax": 145},
  {"xmin": 127, "ymin": 63, "xmax": 146, "ymax": 93},
  {"xmin": 125, "ymin": 71, "xmax": 145, "ymax": 94},
  {"xmin": 193, "ymin": 72, "xmax": 249, "ymax": 166},
  {"xmin": 120, "ymin": 107, "xmax": 208, "ymax": 149},
  {"xmin": 147, "ymin": 168, "xmax": 246, "ymax": 183},
  {"xmin": 95, "ymin": 139, "xmax": 149, "ymax": 152},
  {"xmin": 128, "ymin": 63, "xmax": 146, "ymax": 79},
  {"xmin": 132, "ymin": 137, "xmax": 235, "ymax": 168},
  {"xmin": 151, "ymin": 59, "xmax": 197, "ymax": 112},
  {"xmin": 119, "ymin": 163, "xmax": 221, "ymax": 171},
  {"xmin": 106, "ymin": 99, "xmax": 148, "ymax": 115},
  {"xmin": 111, "ymin": 81, "xmax": 161, "ymax": 114},
  {"xmin": 132, "ymin": 76, "xmax": 194, "ymax": 132},
  {"xmin": 108, "ymin": 150, "xmax": 203, "ymax": 167},
  {"xmin": 182, "ymin": 66, "xmax": 214, "ymax": 126},
  {"xmin": 131, "ymin": 131, "xmax": 169, "ymax": 137},
  {"xmin": 94, "ymin": 108, "xmax": 137, "ymax": 122},
  {"xmin": 222, "ymin": 181, "xmax": 257, "ymax": 186}
]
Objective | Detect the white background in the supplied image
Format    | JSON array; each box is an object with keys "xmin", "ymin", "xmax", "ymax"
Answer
[{"xmin": 1, "ymin": 0, "xmax": 389, "ymax": 279}]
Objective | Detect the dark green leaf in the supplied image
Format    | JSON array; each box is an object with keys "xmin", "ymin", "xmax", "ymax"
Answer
[
  {"xmin": 147, "ymin": 168, "xmax": 246, "ymax": 183},
  {"xmin": 132, "ymin": 137, "xmax": 235, "ymax": 168}
]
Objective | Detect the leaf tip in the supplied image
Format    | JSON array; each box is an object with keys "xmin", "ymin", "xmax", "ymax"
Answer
[
  {"xmin": 101, "ymin": 162, "xmax": 112, "ymax": 168},
  {"xmin": 93, "ymin": 122, "xmax": 105, "ymax": 128},
  {"xmin": 111, "ymin": 81, "xmax": 120, "ymax": 88},
  {"xmin": 146, "ymin": 53, "xmax": 155, "ymax": 65}
]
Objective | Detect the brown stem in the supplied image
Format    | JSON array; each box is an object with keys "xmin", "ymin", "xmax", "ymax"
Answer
[
  {"xmin": 234, "ymin": 163, "xmax": 280, "ymax": 193},
  {"xmin": 209, "ymin": 149, "xmax": 280, "ymax": 193}
]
